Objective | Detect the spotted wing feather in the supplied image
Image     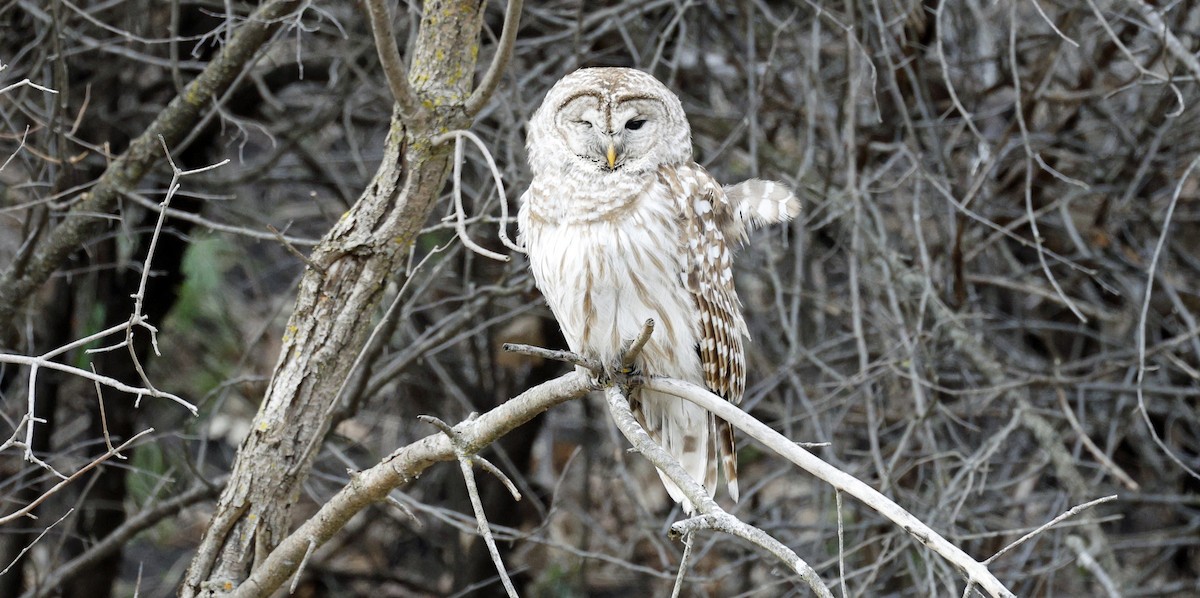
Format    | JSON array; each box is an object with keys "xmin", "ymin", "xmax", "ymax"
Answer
[{"xmin": 662, "ymin": 163, "xmax": 748, "ymax": 501}]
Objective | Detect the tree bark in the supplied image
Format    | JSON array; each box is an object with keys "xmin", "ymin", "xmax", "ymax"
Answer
[{"xmin": 180, "ymin": 1, "xmax": 501, "ymax": 594}]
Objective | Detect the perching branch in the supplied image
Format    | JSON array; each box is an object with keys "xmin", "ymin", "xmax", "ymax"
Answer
[
  {"xmin": 646, "ymin": 377, "xmax": 1017, "ymax": 598},
  {"xmin": 603, "ymin": 385, "xmax": 833, "ymax": 597}
]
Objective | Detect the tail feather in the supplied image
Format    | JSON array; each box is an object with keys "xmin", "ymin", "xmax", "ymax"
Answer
[
  {"xmin": 718, "ymin": 419, "xmax": 739, "ymax": 502},
  {"xmin": 637, "ymin": 389, "xmax": 721, "ymax": 514}
]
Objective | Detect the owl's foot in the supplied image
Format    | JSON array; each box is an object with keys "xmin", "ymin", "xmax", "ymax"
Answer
[
  {"xmin": 600, "ymin": 359, "xmax": 642, "ymax": 384},
  {"xmin": 600, "ymin": 318, "xmax": 655, "ymax": 387}
]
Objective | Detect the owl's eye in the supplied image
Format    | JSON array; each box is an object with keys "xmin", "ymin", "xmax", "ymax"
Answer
[
  {"xmin": 625, "ymin": 119, "xmax": 647, "ymax": 131},
  {"xmin": 575, "ymin": 120, "xmax": 592, "ymax": 128}
]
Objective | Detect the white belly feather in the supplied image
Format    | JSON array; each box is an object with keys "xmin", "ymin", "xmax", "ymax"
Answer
[
  {"xmin": 519, "ymin": 184, "xmax": 717, "ymax": 511},
  {"xmin": 522, "ymin": 198, "xmax": 702, "ymax": 382}
]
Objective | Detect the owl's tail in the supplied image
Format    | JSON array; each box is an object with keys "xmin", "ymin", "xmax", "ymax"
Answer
[
  {"xmin": 718, "ymin": 418, "xmax": 740, "ymax": 502},
  {"xmin": 635, "ymin": 389, "xmax": 737, "ymax": 514}
]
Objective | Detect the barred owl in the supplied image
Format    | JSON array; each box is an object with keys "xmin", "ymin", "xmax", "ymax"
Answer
[{"xmin": 518, "ymin": 67, "xmax": 799, "ymax": 513}]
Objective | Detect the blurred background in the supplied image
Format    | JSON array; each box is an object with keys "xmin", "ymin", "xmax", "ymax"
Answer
[{"xmin": 1, "ymin": 1, "xmax": 1198, "ymax": 596}]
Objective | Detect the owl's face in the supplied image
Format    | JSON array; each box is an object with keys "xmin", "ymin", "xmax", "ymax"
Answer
[{"xmin": 527, "ymin": 68, "xmax": 692, "ymax": 179}]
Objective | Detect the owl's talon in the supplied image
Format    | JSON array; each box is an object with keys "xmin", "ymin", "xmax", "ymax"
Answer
[{"xmin": 599, "ymin": 358, "xmax": 643, "ymax": 389}]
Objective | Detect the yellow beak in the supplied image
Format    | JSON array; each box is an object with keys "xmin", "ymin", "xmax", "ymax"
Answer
[{"xmin": 606, "ymin": 142, "xmax": 617, "ymax": 170}]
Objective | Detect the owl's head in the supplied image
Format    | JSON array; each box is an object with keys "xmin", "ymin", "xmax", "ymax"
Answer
[{"xmin": 527, "ymin": 67, "xmax": 692, "ymax": 178}]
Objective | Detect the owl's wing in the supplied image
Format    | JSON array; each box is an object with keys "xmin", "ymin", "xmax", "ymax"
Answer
[
  {"xmin": 664, "ymin": 163, "xmax": 748, "ymax": 501},
  {"xmin": 722, "ymin": 179, "xmax": 801, "ymax": 243}
]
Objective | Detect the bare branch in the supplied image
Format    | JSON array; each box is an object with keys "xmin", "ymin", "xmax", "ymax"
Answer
[
  {"xmin": 433, "ymin": 129, "xmax": 524, "ymax": 254},
  {"xmin": 603, "ymin": 386, "xmax": 833, "ymax": 597},
  {"xmin": 465, "ymin": 0, "xmax": 524, "ymax": 116},
  {"xmin": 646, "ymin": 378, "xmax": 1017, "ymax": 598},
  {"xmin": 227, "ymin": 372, "xmax": 596, "ymax": 596},
  {"xmin": 416, "ymin": 413, "xmax": 520, "ymax": 594},
  {"xmin": 621, "ymin": 318, "xmax": 655, "ymax": 369},
  {"xmin": 363, "ymin": 0, "xmax": 420, "ymax": 117},
  {"xmin": 986, "ymin": 495, "xmax": 1118, "ymax": 565},
  {"xmin": 0, "ymin": 429, "xmax": 155, "ymax": 526},
  {"xmin": 1136, "ymin": 153, "xmax": 1200, "ymax": 480},
  {"xmin": 0, "ymin": 0, "xmax": 303, "ymax": 335},
  {"xmin": 503, "ymin": 342, "xmax": 602, "ymax": 372}
]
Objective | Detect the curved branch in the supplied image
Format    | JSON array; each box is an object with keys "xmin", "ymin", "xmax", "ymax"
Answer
[
  {"xmin": 364, "ymin": 0, "xmax": 419, "ymax": 117},
  {"xmin": 603, "ymin": 386, "xmax": 832, "ymax": 597},
  {"xmin": 464, "ymin": 0, "xmax": 524, "ymax": 116},
  {"xmin": 645, "ymin": 378, "xmax": 1017, "ymax": 598}
]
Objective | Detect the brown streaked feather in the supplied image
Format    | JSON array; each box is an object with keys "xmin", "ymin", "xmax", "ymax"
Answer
[
  {"xmin": 661, "ymin": 163, "xmax": 747, "ymax": 501},
  {"xmin": 718, "ymin": 420, "xmax": 739, "ymax": 501}
]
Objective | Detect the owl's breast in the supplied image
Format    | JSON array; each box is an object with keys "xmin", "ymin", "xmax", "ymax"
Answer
[{"xmin": 519, "ymin": 180, "xmax": 701, "ymax": 376}]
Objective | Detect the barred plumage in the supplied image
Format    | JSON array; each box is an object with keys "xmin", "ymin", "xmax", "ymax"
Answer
[{"xmin": 518, "ymin": 67, "xmax": 799, "ymax": 513}]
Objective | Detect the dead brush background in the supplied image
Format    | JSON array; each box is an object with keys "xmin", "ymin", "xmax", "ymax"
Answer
[{"xmin": 1, "ymin": 0, "xmax": 1198, "ymax": 596}]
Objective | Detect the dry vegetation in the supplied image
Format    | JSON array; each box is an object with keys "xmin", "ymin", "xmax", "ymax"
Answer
[{"xmin": 1, "ymin": 0, "xmax": 1199, "ymax": 596}]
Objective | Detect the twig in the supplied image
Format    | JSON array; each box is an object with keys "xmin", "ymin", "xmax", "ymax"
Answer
[
  {"xmin": 0, "ymin": 352, "xmax": 195, "ymax": 428},
  {"xmin": 433, "ymin": 129, "xmax": 524, "ymax": 254},
  {"xmin": 1084, "ymin": 0, "xmax": 1184, "ymax": 116},
  {"xmin": 90, "ymin": 364, "xmax": 122, "ymax": 457},
  {"xmin": 120, "ymin": 189, "xmax": 318, "ymax": 246},
  {"xmin": 0, "ymin": 429, "xmax": 154, "ymax": 525},
  {"xmin": 670, "ymin": 530, "xmax": 695, "ymax": 598},
  {"xmin": 1, "ymin": 125, "xmax": 33, "ymax": 173},
  {"xmin": 288, "ymin": 537, "xmax": 317, "ymax": 594},
  {"xmin": 0, "ymin": 508, "xmax": 73, "ymax": 576},
  {"xmin": 1064, "ymin": 535, "xmax": 1122, "ymax": 598},
  {"xmin": 1136, "ymin": 153, "xmax": 1200, "ymax": 480},
  {"xmin": 1008, "ymin": 4, "xmax": 1087, "ymax": 324},
  {"xmin": 1054, "ymin": 387, "xmax": 1138, "ymax": 490},
  {"xmin": 446, "ymin": 133, "xmax": 510, "ymax": 262},
  {"xmin": 0, "ymin": 77, "xmax": 59, "ymax": 96},
  {"xmin": 121, "ymin": 138, "xmax": 229, "ymax": 404},
  {"xmin": 1027, "ymin": 0, "xmax": 1079, "ymax": 47},
  {"xmin": 986, "ymin": 495, "xmax": 1118, "ymax": 565},
  {"xmin": 502, "ymin": 342, "xmax": 602, "ymax": 372},
  {"xmin": 268, "ymin": 224, "xmax": 324, "ymax": 272},
  {"xmin": 25, "ymin": 479, "xmax": 222, "ymax": 597},
  {"xmin": 621, "ymin": 318, "xmax": 655, "ymax": 369},
  {"xmin": 1117, "ymin": 0, "xmax": 1200, "ymax": 84},
  {"xmin": 836, "ymin": 489, "xmax": 847, "ymax": 598},
  {"xmin": 418, "ymin": 415, "xmax": 519, "ymax": 598}
]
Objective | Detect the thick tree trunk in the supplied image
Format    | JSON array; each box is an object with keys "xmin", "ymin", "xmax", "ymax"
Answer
[{"xmin": 180, "ymin": 2, "xmax": 494, "ymax": 594}]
